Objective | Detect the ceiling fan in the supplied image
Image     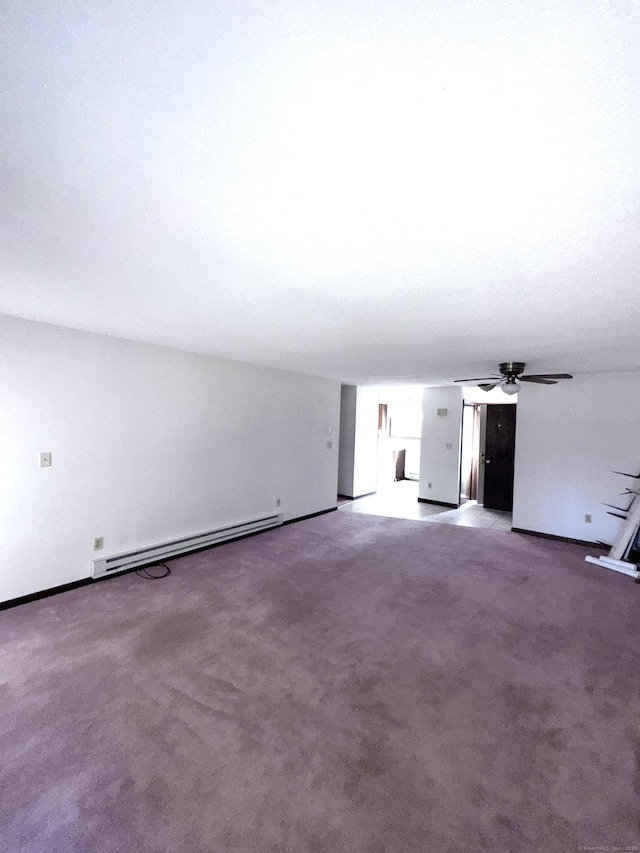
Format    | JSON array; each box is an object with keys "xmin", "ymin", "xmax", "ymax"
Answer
[{"xmin": 454, "ymin": 362, "xmax": 573, "ymax": 395}]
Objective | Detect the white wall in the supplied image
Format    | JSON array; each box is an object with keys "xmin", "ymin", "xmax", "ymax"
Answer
[
  {"xmin": 337, "ymin": 385, "xmax": 378, "ymax": 498},
  {"xmin": 337, "ymin": 386, "xmax": 357, "ymax": 496},
  {"xmin": 418, "ymin": 387, "xmax": 463, "ymax": 505},
  {"xmin": 0, "ymin": 315, "xmax": 341, "ymax": 603},
  {"xmin": 513, "ymin": 372, "xmax": 640, "ymax": 543},
  {"xmin": 352, "ymin": 387, "xmax": 379, "ymax": 498}
]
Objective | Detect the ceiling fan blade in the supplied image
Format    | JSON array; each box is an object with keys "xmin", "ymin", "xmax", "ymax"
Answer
[
  {"xmin": 520, "ymin": 373, "xmax": 573, "ymax": 380},
  {"xmin": 454, "ymin": 376, "xmax": 498, "ymax": 383},
  {"xmin": 478, "ymin": 383, "xmax": 500, "ymax": 391},
  {"xmin": 519, "ymin": 377, "xmax": 557, "ymax": 385}
]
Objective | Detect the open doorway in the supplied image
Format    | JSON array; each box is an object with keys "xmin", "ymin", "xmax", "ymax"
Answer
[
  {"xmin": 376, "ymin": 387, "xmax": 423, "ymax": 492},
  {"xmin": 337, "ymin": 385, "xmax": 423, "ymax": 506},
  {"xmin": 460, "ymin": 403, "xmax": 480, "ymax": 503},
  {"xmin": 460, "ymin": 402, "xmax": 517, "ymax": 512}
]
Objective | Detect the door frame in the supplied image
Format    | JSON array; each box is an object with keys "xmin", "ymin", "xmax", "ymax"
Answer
[
  {"xmin": 459, "ymin": 402, "xmax": 484, "ymax": 505},
  {"xmin": 459, "ymin": 401, "xmax": 516, "ymax": 509}
]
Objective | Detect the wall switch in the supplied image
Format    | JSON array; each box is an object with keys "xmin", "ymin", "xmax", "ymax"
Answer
[
  {"xmin": 327, "ymin": 440, "xmax": 333, "ymax": 449},
  {"xmin": 437, "ymin": 408, "xmax": 448, "ymax": 416},
  {"xmin": 445, "ymin": 443, "xmax": 453, "ymax": 450},
  {"xmin": 276, "ymin": 498, "xmax": 281, "ymax": 507},
  {"xmin": 94, "ymin": 537, "xmax": 104, "ymax": 550},
  {"xmin": 327, "ymin": 426, "xmax": 333, "ymax": 435},
  {"xmin": 584, "ymin": 514, "xmax": 592, "ymax": 524},
  {"xmin": 39, "ymin": 452, "xmax": 52, "ymax": 467},
  {"xmin": 428, "ymin": 482, "xmax": 432, "ymax": 489}
]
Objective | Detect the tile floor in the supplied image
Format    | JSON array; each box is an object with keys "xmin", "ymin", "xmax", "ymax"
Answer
[{"xmin": 338, "ymin": 480, "xmax": 512, "ymax": 530}]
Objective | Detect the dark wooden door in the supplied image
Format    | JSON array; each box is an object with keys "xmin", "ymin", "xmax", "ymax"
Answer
[{"xmin": 483, "ymin": 404, "xmax": 517, "ymax": 511}]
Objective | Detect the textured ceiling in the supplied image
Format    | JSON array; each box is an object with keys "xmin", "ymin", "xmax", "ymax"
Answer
[{"xmin": 1, "ymin": 0, "xmax": 639, "ymax": 384}]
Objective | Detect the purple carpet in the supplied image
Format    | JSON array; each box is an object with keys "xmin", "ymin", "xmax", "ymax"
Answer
[{"xmin": 1, "ymin": 511, "xmax": 639, "ymax": 852}]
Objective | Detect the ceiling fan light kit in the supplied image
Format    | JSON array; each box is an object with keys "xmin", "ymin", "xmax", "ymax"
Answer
[
  {"xmin": 501, "ymin": 378, "xmax": 520, "ymax": 395},
  {"xmin": 455, "ymin": 362, "xmax": 573, "ymax": 393}
]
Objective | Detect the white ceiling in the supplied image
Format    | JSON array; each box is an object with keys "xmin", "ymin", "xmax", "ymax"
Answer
[{"xmin": 1, "ymin": 0, "xmax": 639, "ymax": 385}]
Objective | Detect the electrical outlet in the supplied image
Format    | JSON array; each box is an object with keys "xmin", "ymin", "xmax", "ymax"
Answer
[
  {"xmin": 94, "ymin": 537, "xmax": 104, "ymax": 550},
  {"xmin": 445, "ymin": 443, "xmax": 453, "ymax": 450},
  {"xmin": 428, "ymin": 482, "xmax": 432, "ymax": 489},
  {"xmin": 276, "ymin": 498, "xmax": 281, "ymax": 508},
  {"xmin": 327, "ymin": 440, "xmax": 333, "ymax": 449},
  {"xmin": 39, "ymin": 452, "xmax": 52, "ymax": 468},
  {"xmin": 584, "ymin": 514, "xmax": 592, "ymax": 524}
]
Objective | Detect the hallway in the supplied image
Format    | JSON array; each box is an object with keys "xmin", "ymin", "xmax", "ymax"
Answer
[{"xmin": 339, "ymin": 480, "xmax": 512, "ymax": 530}]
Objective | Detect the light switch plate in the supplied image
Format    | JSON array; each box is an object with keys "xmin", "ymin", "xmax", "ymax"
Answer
[{"xmin": 39, "ymin": 452, "xmax": 52, "ymax": 468}]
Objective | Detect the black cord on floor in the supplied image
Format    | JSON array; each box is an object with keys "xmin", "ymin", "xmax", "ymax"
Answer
[{"xmin": 135, "ymin": 562, "xmax": 172, "ymax": 580}]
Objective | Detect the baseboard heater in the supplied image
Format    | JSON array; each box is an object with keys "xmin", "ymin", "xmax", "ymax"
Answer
[{"xmin": 92, "ymin": 512, "xmax": 283, "ymax": 580}]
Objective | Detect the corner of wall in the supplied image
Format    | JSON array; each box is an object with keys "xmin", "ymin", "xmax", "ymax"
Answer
[{"xmin": 418, "ymin": 386, "xmax": 463, "ymax": 506}]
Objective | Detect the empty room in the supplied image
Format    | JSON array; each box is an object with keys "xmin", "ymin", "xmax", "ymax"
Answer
[{"xmin": 2, "ymin": 1, "xmax": 640, "ymax": 851}]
